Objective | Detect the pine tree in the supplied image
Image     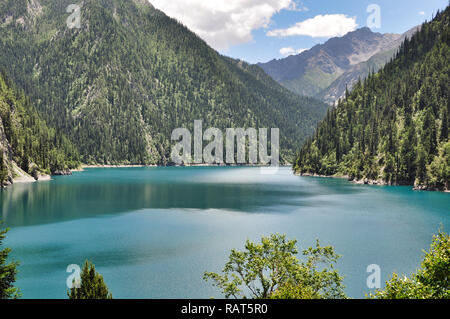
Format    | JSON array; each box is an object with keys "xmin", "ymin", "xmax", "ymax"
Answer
[
  {"xmin": 68, "ymin": 260, "xmax": 112, "ymax": 299},
  {"xmin": 0, "ymin": 222, "xmax": 20, "ymax": 299},
  {"xmin": 20, "ymin": 153, "xmax": 29, "ymax": 174},
  {"xmin": 441, "ymin": 109, "xmax": 449, "ymax": 142},
  {"xmin": 0, "ymin": 152, "xmax": 8, "ymax": 185}
]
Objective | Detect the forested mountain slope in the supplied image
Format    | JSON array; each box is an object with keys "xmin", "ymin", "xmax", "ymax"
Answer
[
  {"xmin": 0, "ymin": 71, "xmax": 80, "ymax": 186},
  {"xmin": 294, "ymin": 7, "xmax": 450, "ymax": 191},
  {"xmin": 0, "ymin": 0, "xmax": 328, "ymax": 164}
]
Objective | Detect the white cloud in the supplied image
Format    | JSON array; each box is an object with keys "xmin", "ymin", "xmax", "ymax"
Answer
[
  {"xmin": 149, "ymin": 0, "xmax": 307, "ymax": 51},
  {"xmin": 267, "ymin": 14, "xmax": 358, "ymax": 38},
  {"xmin": 418, "ymin": 11, "xmax": 426, "ymax": 15},
  {"xmin": 279, "ymin": 47, "xmax": 307, "ymax": 56}
]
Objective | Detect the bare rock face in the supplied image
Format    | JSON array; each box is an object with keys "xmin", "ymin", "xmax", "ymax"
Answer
[
  {"xmin": 27, "ymin": 0, "xmax": 43, "ymax": 18},
  {"xmin": 259, "ymin": 26, "xmax": 420, "ymax": 105},
  {"xmin": 258, "ymin": 27, "xmax": 401, "ymax": 97}
]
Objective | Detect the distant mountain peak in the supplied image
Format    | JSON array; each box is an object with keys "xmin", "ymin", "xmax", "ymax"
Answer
[
  {"xmin": 258, "ymin": 26, "xmax": 407, "ymax": 99},
  {"xmin": 351, "ymin": 26, "xmax": 374, "ymax": 34},
  {"xmin": 294, "ymin": 6, "xmax": 449, "ymax": 190}
]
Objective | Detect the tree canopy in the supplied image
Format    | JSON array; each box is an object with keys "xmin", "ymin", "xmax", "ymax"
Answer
[
  {"xmin": 0, "ymin": 71, "xmax": 80, "ymax": 182},
  {"xmin": 203, "ymin": 234, "xmax": 346, "ymax": 299},
  {"xmin": 68, "ymin": 260, "xmax": 113, "ymax": 299},
  {"xmin": 0, "ymin": 221, "xmax": 20, "ymax": 299},
  {"xmin": 370, "ymin": 228, "xmax": 449, "ymax": 299}
]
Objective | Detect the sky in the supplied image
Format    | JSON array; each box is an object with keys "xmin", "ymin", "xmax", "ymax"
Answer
[{"xmin": 149, "ymin": 0, "xmax": 448, "ymax": 64}]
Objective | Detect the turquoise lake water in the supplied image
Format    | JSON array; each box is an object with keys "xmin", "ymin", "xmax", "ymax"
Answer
[{"xmin": 1, "ymin": 166, "xmax": 449, "ymax": 299}]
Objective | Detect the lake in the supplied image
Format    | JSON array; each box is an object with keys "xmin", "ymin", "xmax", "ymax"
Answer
[{"xmin": 1, "ymin": 167, "xmax": 449, "ymax": 298}]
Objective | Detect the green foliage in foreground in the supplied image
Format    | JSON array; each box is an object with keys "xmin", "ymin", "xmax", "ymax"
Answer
[
  {"xmin": 369, "ymin": 229, "xmax": 450, "ymax": 299},
  {"xmin": 0, "ymin": 221, "xmax": 20, "ymax": 299},
  {"xmin": 68, "ymin": 260, "xmax": 112, "ymax": 299},
  {"xmin": 2, "ymin": 228, "xmax": 449, "ymax": 299},
  {"xmin": 203, "ymin": 234, "xmax": 346, "ymax": 299}
]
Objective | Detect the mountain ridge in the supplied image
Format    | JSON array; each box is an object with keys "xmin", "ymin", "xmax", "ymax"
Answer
[
  {"xmin": 316, "ymin": 25, "xmax": 421, "ymax": 105},
  {"xmin": 0, "ymin": 0, "xmax": 328, "ymax": 165},
  {"xmin": 258, "ymin": 26, "xmax": 419, "ymax": 104}
]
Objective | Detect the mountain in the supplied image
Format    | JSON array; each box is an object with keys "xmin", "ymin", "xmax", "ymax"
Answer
[
  {"xmin": 0, "ymin": 0, "xmax": 328, "ymax": 165},
  {"xmin": 294, "ymin": 7, "xmax": 450, "ymax": 191},
  {"xmin": 0, "ymin": 71, "xmax": 80, "ymax": 187},
  {"xmin": 316, "ymin": 26, "xmax": 420, "ymax": 105},
  {"xmin": 258, "ymin": 27, "xmax": 414, "ymax": 103}
]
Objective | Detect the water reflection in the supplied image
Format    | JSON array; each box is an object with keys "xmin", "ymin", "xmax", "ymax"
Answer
[{"xmin": 1, "ymin": 167, "xmax": 366, "ymax": 228}]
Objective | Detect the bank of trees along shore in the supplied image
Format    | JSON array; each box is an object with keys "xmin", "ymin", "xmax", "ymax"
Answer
[
  {"xmin": 0, "ymin": 71, "xmax": 80, "ymax": 185},
  {"xmin": 294, "ymin": 7, "xmax": 450, "ymax": 191}
]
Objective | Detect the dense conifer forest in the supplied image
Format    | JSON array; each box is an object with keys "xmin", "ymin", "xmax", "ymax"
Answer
[
  {"xmin": 0, "ymin": 0, "xmax": 328, "ymax": 165},
  {"xmin": 0, "ymin": 71, "xmax": 80, "ymax": 184},
  {"xmin": 294, "ymin": 7, "xmax": 450, "ymax": 191}
]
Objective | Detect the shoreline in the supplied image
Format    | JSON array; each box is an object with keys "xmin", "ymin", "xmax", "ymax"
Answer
[
  {"xmin": 80, "ymin": 164, "xmax": 292, "ymax": 169},
  {"xmin": 2, "ymin": 164, "xmax": 292, "ymax": 188},
  {"xmin": 81, "ymin": 164, "xmax": 156, "ymax": 169},
  {"xmin": 3, "ymin": 166, "xmax": 446, "ymax": 193},
  {"xmin": 6, "ymin": 173, "xmax": 52, "ymax": 187},
  {"xmin": 295, "ymin": 171, "xmax": 450, "ymax": 193},
  {"xmin": 2, "ymin": 162, "xmax": 52, "ymax": 188}
]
